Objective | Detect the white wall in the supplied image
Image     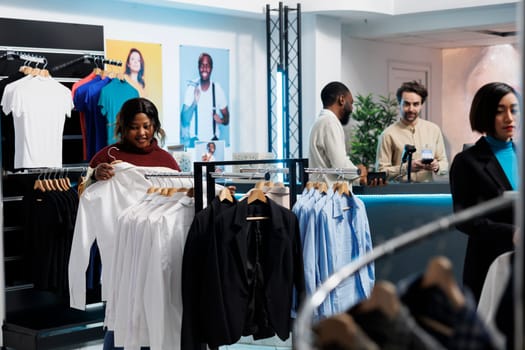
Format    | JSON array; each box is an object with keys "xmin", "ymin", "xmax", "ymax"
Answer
[
  {"xmin": 342, "ymin": 38, "xmax": 443, "ymax": 120},
  {"xmin": 341, "ymin": 37, "xmax": 446, "ymax": 158},
  {"xmin": 0, "ymin": 0, "xmax": 269, "ymax": 153},
  {"xmin": 301, "ymin": 14, "xmax": 345, "ymax": 157}
]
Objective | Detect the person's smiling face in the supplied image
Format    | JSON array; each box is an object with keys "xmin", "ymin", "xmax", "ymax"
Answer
[
  {"xmin": 127, "ymin": 51, "xmax": 142, "ymax": 74},
  {"xmin": 199, "ymin": 55, "xmax": 212, "ymax": 82},
  {"xmin": 123, "ymin": 113, "xmax": 154, "ymax": 149},
  {"xmin": 400, "ymin": 91, "xmax": 423, "ymax": 125}
]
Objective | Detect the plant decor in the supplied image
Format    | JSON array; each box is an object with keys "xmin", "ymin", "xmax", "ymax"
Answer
[{"xmin": 349, "ymin": 93, "xmax": 398, "ymax": 168}]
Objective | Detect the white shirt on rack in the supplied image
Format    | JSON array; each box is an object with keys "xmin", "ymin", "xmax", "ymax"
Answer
[
  {"xmin": 68, "ymin": 162, "xmax": 174, "ymax": 310},
  {"xmin": 110, "ymin": 192, "xmax": 194, "ymax": 350}
]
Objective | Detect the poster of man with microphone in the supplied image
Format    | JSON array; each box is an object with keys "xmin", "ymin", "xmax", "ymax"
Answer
[{"xmin": 180, "ymin": 46, "xmax": 230, "ymax": 148}]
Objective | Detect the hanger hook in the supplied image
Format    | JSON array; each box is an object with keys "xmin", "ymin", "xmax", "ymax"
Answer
[{"xmin": 107, "ymin": 146, "xmax": 119, "ymax": 162}]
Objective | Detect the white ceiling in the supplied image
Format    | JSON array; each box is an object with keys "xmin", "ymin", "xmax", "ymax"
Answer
[
  {"xmin": 119, "ymin": 0, "xmax": 520, "ymax": 49},
  {"xmin": 339, "ymin": 3, "xmax": 519, "ymax": 48},
  {"xmin": 365, "ymin": 23, "xmax": 518, "ymax": 48}
]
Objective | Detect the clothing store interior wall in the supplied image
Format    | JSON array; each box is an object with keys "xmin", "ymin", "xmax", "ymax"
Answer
[{"xmin": 0, "ymin": 0, "xmax": 519, "ymax": 161}]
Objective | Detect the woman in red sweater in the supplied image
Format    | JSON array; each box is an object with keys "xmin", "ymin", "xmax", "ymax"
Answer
[
  {"xmin": 87, "ymin": 97, "xmax": 180, "ymax": 350},
  {"xmin": 89, "ymin": 97, "xmax": 180, "ymax": 182}
]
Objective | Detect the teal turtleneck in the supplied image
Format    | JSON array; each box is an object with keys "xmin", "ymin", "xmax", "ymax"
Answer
[{"xmin": 485, "ymin": 135, "xmax": 518, "ymax": 190}]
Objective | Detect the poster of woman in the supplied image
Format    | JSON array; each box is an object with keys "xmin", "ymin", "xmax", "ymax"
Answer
[
  {"xmin": 179, "ymin": 45, "xmax": 230, "ymax": 148},
  {"xmin": 106, "ymin": 39, "xmax": 163, "ymax": 120}
]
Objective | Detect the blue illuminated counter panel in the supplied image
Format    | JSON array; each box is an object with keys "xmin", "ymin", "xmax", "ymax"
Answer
[{"xmin": 353, "ymin": 182, "xmax": 467, "ymax": 284}]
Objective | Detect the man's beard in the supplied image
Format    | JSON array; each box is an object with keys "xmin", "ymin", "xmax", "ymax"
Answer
[
  {"xmin": 340, "ymin": 112, "xmax": 351, "ymax": 126},
  {"xmin": 402, "ymin": 112, "xmax": 418, "ymax": 123}
]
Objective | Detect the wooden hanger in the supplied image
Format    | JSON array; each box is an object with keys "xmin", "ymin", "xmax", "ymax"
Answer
[
  {"xmin": 264, "ymin": 180, "xmax": 274, "ymax": 188},
  {"xmin": 354, "ymin": 280, "xmax": 400, "ymax": 319},
  {"xmin": 65, "ymin": 175, "xmax": 72, "ymax": 189},
  {"xmin": 53, "ymin": 177, "xmax": 64, "ymax": 191},
  {"xmin": 334, "ymin": 181, "xmax": 351, "ymax": 196},
  {"xmin": 33, "ymin": 178, "xmax": 46, "ymax": 192},
  {"xmin": 247, "ymin": 188, "xmax": 267, "ymax": 204},
  {"xmin": 166, "ymin": 187, "xmax": 178, "ymax": 197},
  {"xmin": 315, "ymin": 181, "xmax": 328, "ymax": 194},
  {"xmin": 218, "ymin": 187, "xmax": 233, "ymax": 203},
  {"xmin": 246, "ymin": 188, "xmax": 269, "ymax": 220},
  {"xmin": 39, "ymin": 68, "xmax": 50, "ymax": 78},
  {"xmin": 421, "ymin": 256, "xmax": 465, "ymax": 309},
  {"xmin": 147, "ymin": 186, "xmax": 160, "ymax": 194},
  {"xmin": 19, "ymin": 63, "xmax": 30, "ymax": 74},
  {"xmin": 305, "ymin": 181, "xmax": 314, "ymax": 191},
  {"xmin": 43, "ymin": 178, "xmax": 55, "ymax": 191},
  {"xmin": 57, "ymin": 170, "xmax": 69, "ymax": 190},
  {"xmin": 314, "ymin": 313, "xmax": 371, "ymax": 350}
]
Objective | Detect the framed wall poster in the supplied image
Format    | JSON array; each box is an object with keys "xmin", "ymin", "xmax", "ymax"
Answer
[
  {"xmin": 106, "ymin": 39, "xmax": 164, "ymax": 120},
  {"xmin": 179, "ymin": 45, "xmax": 230, "ymax": 148}
]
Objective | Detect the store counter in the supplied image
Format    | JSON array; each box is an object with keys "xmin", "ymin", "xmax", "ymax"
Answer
[{"xmin": 353, "ymin": 182, "xmax": 467, "ymax": 284}]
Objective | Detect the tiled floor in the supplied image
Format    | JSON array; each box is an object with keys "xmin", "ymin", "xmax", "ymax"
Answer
[
  {"xmin": 62, "ymin": 340, "xmax": 104, "ymax": 350},
  {"xmin": 64, "ymin": 334, "xmax": 292, "ymax": 350}
]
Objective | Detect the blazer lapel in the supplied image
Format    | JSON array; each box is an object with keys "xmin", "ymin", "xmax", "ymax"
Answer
[
  {"xmin": 230, "ymin": 200, "xmax": 250, "ymax": 283},
  {"xmin": 477, "ymin": 138, "xmax": 513, "ymax": 191},
  {"xmin": 485, "ymin": 157, "xmax": 512, "ymax": 190}
]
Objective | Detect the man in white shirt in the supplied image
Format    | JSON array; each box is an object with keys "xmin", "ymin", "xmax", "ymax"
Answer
[{"xmin": 308, "ymin": 81, "xmax": 359, "ymax": 185}]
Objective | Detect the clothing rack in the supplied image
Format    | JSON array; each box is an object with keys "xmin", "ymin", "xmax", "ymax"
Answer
[
  {"xmin": 25, "ymin": 166, "xmax": 88, "ymax": 174},
  {"xmin": 0, "ymin": 50, "xmax": 46, "ymax": 65},
  {"xmin": 304, "ymin": 167, "xmax": 361, "ymax": 182},
  {"xmin": 193, "ymin": 158, "xmax": 308, "ymax": 213},
  {"xmin": 239, "ymin": 167, "xmax": 290, "ymax": 174},
  {"xmin": 210, "ymin": 167, "xmax": 289, "ymax": 181},
  {"xmin": 144, "ymin": 171, "xmax": 194, "ymax": 179},
  {"xmin": 210, "ymin": 172, "xmax": 267, "ymax": 180},
  {"xmin": 293, "ymin": 192, "xmax": 516, "ymax": 350},
  {"xmin": 50, "ymin": 54, "xmax": 122, "ymax": 73}
]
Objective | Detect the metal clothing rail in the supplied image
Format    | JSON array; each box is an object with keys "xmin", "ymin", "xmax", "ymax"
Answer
[
  {"xmin": 210, "ymin": 172, "xmax": 266, "ymax": 179},
  {"xmin": 304, "ymin": 167, "xmax": 361, "ymax": 182},
  {"xmin": 25, "ymin": 166, "xmax": 88, "ymax": 174},
  {"xmin": 0, "ymin": 50, "xmax": 46, "ymax": 64},
  {"xmin": 144, "ymin": 172, "xmax": 194, "ymax": 179},
  {"xmin": 239, "ymin": 167, "xmax": 290, "ymax": 174},
  {"xmin": 293, "ymin": 193, "xmax": 516, "ymax": 350},
  {"xmin": 50, "ymin": 54, "xmax": 122, "ymax": 73},
  {"xmin": 193, "ymin": 158, "xmax": 308, "ymax": 213}
]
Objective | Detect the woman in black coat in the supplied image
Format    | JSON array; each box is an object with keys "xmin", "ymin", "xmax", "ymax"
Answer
[{"xmin": 449, "ymin": 82, "xmax": 519, "ymax": 303}]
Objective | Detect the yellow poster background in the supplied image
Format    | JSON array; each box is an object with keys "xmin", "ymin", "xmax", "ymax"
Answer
[{"xmin": 105, "ymin": 39, "xmax": 163, "ymax": 121}]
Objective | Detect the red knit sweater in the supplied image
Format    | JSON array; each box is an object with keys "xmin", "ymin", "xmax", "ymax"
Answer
[{"xmin": 89, "ymin": 139, "xmax": 181, "ymax": 171}]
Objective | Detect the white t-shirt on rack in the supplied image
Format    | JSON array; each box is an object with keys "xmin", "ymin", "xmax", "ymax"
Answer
[{"xmin": 1, "ymin": 75, "xmax": 73, "ymax": 168}]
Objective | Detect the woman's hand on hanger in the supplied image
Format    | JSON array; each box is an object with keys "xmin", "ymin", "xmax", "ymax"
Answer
[{"xmin": 94, "ymin": 163, "xmax": 115, "ymax": 181}]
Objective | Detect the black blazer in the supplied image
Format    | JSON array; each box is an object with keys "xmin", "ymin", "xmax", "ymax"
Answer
[
  {"xmin": 182, "ymin": 197, "xmax": 305, "ymax": 349},
  {"xmin": 449, "ymin": 136, "xmax": 515, "ymax": 302}
]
